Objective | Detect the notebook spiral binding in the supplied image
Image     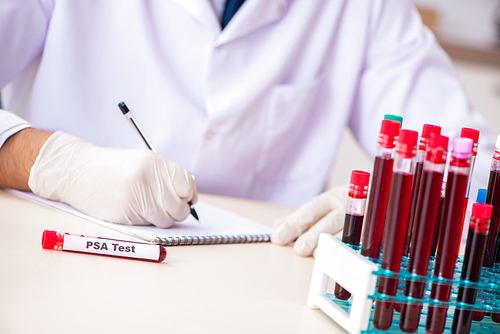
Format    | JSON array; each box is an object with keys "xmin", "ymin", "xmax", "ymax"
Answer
[{"xmin": 153, "ymin": 234, "xmax": 271, "ymax": 246}]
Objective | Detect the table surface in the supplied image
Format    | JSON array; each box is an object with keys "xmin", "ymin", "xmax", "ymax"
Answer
[{"xmin": 0, "ymin": 189, "xmax": 346, "ymax": 334}]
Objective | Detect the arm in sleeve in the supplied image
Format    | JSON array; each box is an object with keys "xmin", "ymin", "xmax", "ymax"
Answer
[
  {"xmin": 349, "ymin": 0, "xmax": 496, "ymax": 194},
  {"xmin": 0, "ymin": 0, "xmax": 54, "ymax": 146}
]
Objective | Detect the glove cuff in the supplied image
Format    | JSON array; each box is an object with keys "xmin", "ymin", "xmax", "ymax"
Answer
[{"xmin": 28, "ymin": 131, "xmax": 94, "ymax": 201}]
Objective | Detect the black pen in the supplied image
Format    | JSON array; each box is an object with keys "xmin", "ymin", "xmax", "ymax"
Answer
[{"xmin": 118, "ymin": 102, "xmax": 199, "ymax": 221}]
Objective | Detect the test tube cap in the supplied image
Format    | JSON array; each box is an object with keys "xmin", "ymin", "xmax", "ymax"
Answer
[
  {"xmin": 452, "ymin": 137, "xmax": 473, "ymax": 159},
  {"xmin": 460, "ymin": 127, "xmax": 480, "ymax": 143},
  {"xmin": 396, "ymin": 129, "xmax": 418, "ymax": 158},
  {"xmin": 379, "ymin": 120, "xmax": 401, "ymax": 148},
  {"xmin": 422, "ymin": 124, "xmax": 441, "ymax": 139},
  {"xmin": 428, "ymin": 133, "xmax": 449, "ymax": 150},
  {"xmin": 472, "ymin": 203, "xmax": 493, "ymax": 221},
  {"xmin": 461, "ymin": 127, "xmax": 479, "ymax": 156},
  {"xmin": 350, "ymin": 170, "xmax": 370, "ymax": 187},
  {"xmin": 384, "ymin": 114, "xmax": 403, "ymax": 126},
  {"xmin": 476, "ymin": 189, "xmax": 487, "ymax": 204},
  {"xmin": 42, "ymin": 230, "xmax": 57, "ymax": 250}
]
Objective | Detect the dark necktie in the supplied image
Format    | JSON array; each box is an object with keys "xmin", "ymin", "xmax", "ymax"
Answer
[{"xmin": 221, "ymin": 0, "xmax": 245, "ymax": 29}]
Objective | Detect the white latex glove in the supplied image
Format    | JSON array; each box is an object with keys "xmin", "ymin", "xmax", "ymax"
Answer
[
  {"xmin": 271, "ymin": 185, "xmax": 348, "ymax": 257},
  {"xmin": 28, "ymin": 131, "xmax": 197, "ymax": 228}
]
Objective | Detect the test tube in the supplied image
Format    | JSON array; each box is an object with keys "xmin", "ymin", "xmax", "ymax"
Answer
[
  {"xmin": 451, "ymin": 203, "xmax": 493, "ymax": 334},
  {"xmin": 404, "ymin": 124, "xmax": 441, "ymax": 257},
  {"xmin": 399, "ymin": 134, "xmax": 449, "ymax": 333},
  {"xmin": 472, "ymin": 189, "xmax": 487, "ymax": 322},
  {"xmin": 334, "ymin": 170, "xmax": 370, "ymax": 300},
  {"xmin": 484, "ymin": 135, "xmax": 500, "ymax": 268},
  {"xmin": 41, "ymin": 230, "xmax": 167, "ymax": 262},
  {"xmin": 360, "ymin": 119, "xmax": 401, "ymax": 260},
  {"xmin": 372, "ymin": 129, "xmax": 418, "ymax": 331},
  {"xmin": 431, "ymin": 179, "xmax": 447, "ymax": 257},
  {"xmin": 456, "ymin": 128, "xmax": 480, "ymax": 255},
  {"xmin": 426, "ymin": 137, "xmax": 473, "ymax": 334}
]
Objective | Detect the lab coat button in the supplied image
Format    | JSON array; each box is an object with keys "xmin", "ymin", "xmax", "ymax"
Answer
[{"xmin": 205, "ymin": 129, "xmax": 216, "ymax": 140}]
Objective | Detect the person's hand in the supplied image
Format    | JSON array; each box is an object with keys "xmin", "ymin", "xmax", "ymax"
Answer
[
  {"xmin": 28, "ymin": 131, "xmax": 197, "ymax": 228},
  {"xmin": 271, "ymin": 185, "xmax": 348, "ymax": 257}
]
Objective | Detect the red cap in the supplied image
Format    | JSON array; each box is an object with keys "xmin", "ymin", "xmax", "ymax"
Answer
[
  {"xmin": 42, "ymin": 230, "xmax": 57, "ymax": 250},
  {"xmin": 349, "ymin": 170, "xmax": 370, "ymax": 198},
  {"xmin": 350, "ymin": 170, "xmax": 370, "ymax": 187},
  {"xmin": 472, "ymin": 203, "xmax": 493, "ymax": 220},
  {"xmin": 419, "ymin": 124, "xmax": 441, "ymax": 150},
  {"xmin": 461, "ymin": 128, "xmax": 479, "ymax": 156},
  {"xmin": 428, "ymin": 133, "xmax": 449, "ymax": 150},
  {"xmin": 422, "ymin": 124, "xmax": 441, "ymax": 139},
  {"xmin": 426, "ymin": 134, "xmax": 449, "ymax": 164},
  {"xmin": 396, "ymin": 129, "xmax": 418, "ymax": 158},
  {"xmin": 378, "ymin": 120, "xmax": 401, "ymax": 149}
]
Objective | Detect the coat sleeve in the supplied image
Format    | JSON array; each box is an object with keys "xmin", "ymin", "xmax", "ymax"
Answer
[
  {"xmin": 0, "ymin": 0, "xmax": 54, "ymax": 147},
  {"xmin": 349, "ymin": 0, "xmax": 496, "ymax": 198}
]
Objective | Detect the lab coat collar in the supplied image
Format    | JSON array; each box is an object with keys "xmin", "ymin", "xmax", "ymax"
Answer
[
  {"xmin": 216, "ymin": 0, "xmax": 290, "ymax": 46},
  {"xmin": 169, "ymin": 0, "xmax": 222, "ymax": 35},
  {"xmin": 170, "ymin": 0, "xmax": 290, "ymax": 45}
]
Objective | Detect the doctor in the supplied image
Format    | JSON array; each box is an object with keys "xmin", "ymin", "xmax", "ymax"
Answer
[{"xmin": 0, "ymin": 0, "xmax": 495, "ymax": 256}]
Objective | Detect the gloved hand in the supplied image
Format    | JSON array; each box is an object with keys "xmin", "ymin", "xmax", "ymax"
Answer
[
  {"xmin": 271, "ymin": 185, "xmax": 348, "ymax": 257},
  {"xmin": 28, "ymin": 131, "xmax": 197, "ymax": 228}
]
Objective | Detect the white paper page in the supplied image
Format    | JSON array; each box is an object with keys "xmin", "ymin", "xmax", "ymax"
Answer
[{"xmin": 7, "ymin": 190, "xmax": 273, "ymax": 244}]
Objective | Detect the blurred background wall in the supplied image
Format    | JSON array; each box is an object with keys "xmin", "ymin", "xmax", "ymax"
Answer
[{"xmin": 327, "ymin": 0, "xmax": 500, "ymax": 189}]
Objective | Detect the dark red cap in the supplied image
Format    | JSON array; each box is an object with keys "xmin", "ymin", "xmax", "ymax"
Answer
[
  {"xmin": 42, "ymin": 230, "xmax": 57, "ymax": 250},
  {"xmin": 396, "ymin": 129, "xmax": 418, "ymax": 158},
  {"xmin": 461, "ymin": 128, "xmax": 480, "ymax": 156},
  {"xmin": 379, "ymin": 120, "xmax": 401, "ymax": 149},
  {"xmin": 472, "ymin": 203, "xmax": 493, "ymax": 220}
]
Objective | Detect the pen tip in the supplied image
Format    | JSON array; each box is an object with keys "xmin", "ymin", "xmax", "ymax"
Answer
[
  {"xmin": 190, "ymin": 207, "xmax": 199, "ymax": 221},
  {"xmin": 118, "ymin": 102, "xmax": 129, "ymax": 115}
]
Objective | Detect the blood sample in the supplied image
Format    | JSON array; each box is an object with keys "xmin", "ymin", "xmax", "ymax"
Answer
[
  {"xmin": 451, "ymin": 203, "xmax": 492, "ymax": 334},
  {"xmin": 405, "ymin": 124, "xmax": 441, "ymax": 257},
  {"xmin": 431, "ymin": 180, "xmax": 446, "ymax": 257},
  {"xmin": 399, "ymin": 134, "xmax": 449, "ymax": 333},
  {"xmin": 373, "ymin": 129, "xmax": 418, "ymax": 331},
  {"xmin": 456, "ymin": 128, "xmax": 480, "ymax": 255},
  {"xmin": 471, "ymin": 189, "xmax": 487, "ymax": 322},
  {"xmin": 335, "ymin": 170, "xmax": 370, "ymax": 300},
  {"xmin": 484, "ymin": 135, "xmax": 500, "ymax": 268},
  {"xmin": 361, "ymin": 120, "xmax": 401, "ymax": 260},
  {"xmin": 426, "ymin": 137, "xmax": 473, "ymax": 334},
  {"xmin": 42, "ymin": 230, "xmax": 167, "ymax": 262}
]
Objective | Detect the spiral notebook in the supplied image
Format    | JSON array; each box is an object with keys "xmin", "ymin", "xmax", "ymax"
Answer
[{"xmin": 8, "ymin": 190, "xmax": 273, "ymax": 246}]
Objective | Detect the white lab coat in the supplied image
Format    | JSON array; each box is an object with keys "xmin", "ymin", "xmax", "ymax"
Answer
[{"xmin": 0, "ymin": 0, "xmax": 495, "ymax": 206}]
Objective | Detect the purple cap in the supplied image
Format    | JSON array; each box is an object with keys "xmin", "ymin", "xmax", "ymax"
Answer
[{"xmin": 453, "ymin": 137, "xmax": 473, "ymax": 159}]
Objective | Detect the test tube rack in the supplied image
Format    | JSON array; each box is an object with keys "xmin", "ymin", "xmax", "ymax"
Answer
[{"xmin": 307, "ymin": 234, "xmax": 500, "ymax": 334}]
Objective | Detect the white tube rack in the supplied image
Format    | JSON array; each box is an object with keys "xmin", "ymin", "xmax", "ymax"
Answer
[{"xmin": 307, "ymin": 234, "xmax": 500, "ymax": 334}]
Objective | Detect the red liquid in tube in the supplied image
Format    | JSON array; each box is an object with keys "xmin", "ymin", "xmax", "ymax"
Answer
[
  {"xmin": 484, "ymin": 135, "xmax": 500, "ymax": 268},
  {"xmin": 426, "ymin": 137, "xmax": 473, "ymax": 334},
  {"xmin": 361, "ymin": 120, "xmax": 400, "ymax": 260},
  {"xmin": 405, "ymin": 124, "xmax": 441, "ymax": 257},
  {"xmin": 456, "ymin": 128, "xmax": 479, "ymax": 256},
  {"xmin": 451, "ymin": 203, "xmax": 492, "ymax": 334},
  {"xmin": 335, "ymin": 170, "xmax": 370, "ymax": 300},
  {"xmin": 373, "ymin": 129, "xmax": 418, "ymax": 331},
  {"xmin": 399, "ymin": 134, "xmax": 448, "ymax": 333}
]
